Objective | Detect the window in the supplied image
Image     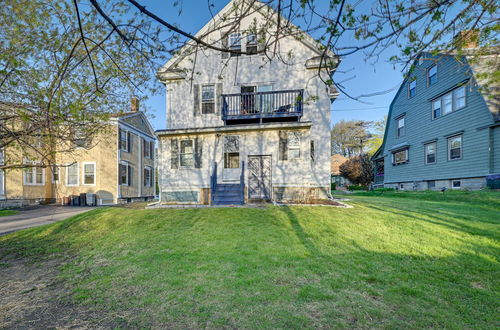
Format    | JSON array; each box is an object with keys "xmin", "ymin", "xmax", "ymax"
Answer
[
  {"xmin": 180, "ymin": 139, "xmax": 194, "ymax": 167},
  {"xmin": 427, "ymin": 180, "xmax": 436, "ymax": 189},
  {"xmin": 66, "ymin": 163, "xmax": 79, "ymax": 186},
  {"xmin": 143, "ymin": 139, "xmax": 154, "ymax": 159},
  {"xmin": 432, "ymin": 99, "xmax": 441, "ymax": 119},
  {"xmin": 428, "ymin": 64, "xmax": 437, "ymax": 85},
  {"xmin": 287, "ymin": 131, "xmax": 301, "ymax": 160},
  {"xmin": 229, "ymin": 33, "xmax": 241, "ymax": 57},
  {"xmin": 448, "ymin": 135, "xmax": 462, "ymax": 160},
  {"xmin": 246, "ymin": 33, "xmax": 258, "ymax": 54},
  {"xmin": 119, "ymin": 129, "xmax": 129, "ymax": 152},
  {"xmin": 73, "ymin": 128, "xmax": 89, "ymax": 148},
  {"xmin": 408, "ymin": 79, "xmax": 416, "ymax": 98},
  {"xmin": 144, "ymin": 166, "xmax": 153, "ymax": 187},
  {"xmin": 399, "ymin": 183, "xmax": 404, "ymax": 190},
  {"xmin": 453, "ymin": 85, "xmax": 466, "ymax": 110},
  {"xmin": 83, "ymin": 162, "xmax": 96, "ymax": 185},
  {"xmin": 431, "ymin": 85, "xmax": 467, "ymax": 119},
  {"xmin": 396, "ymin": 116, "xmax": 405, "ymax": 138},
  {"xmin": 201, "ymin": 85, "xmax": 215, "ymax": 114},
  {"xmin": 452, "ymin": 180, "xmax": 461, "ymax": 189},
  {"xmin": 119, "ymin": 162, "xmax": 129, "ymax": 185},
  {"xmin": 392, "ymin": 149, "xmax": 409, "ymax": 165},
  {"xmin": 424, "ymin": 142, "xmax": 437, "ymax": 164},
  {"xmin": 24, "ymin": 161, "xmax": 45, "ymax": 185},
  {"xmin": 223, "ymin": 135, "xmax": 240, "ymax": 168},
  {"xmin": 51, "ymin": 165, "xmax": 59, "ymax": 183}
]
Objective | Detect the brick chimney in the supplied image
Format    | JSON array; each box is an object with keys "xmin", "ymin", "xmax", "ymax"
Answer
[
  {"xmin": 454, "ymin": 30, "xmax": 479, "ymax": 49},
  {"xmin": 131, "ymin": 97, "xmax": 139, "ymax": 112}
]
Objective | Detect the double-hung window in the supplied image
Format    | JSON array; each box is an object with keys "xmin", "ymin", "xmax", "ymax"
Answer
[
  {"xmin": 24, "ymin": 161, "xmax": 45, "ymax": 185},
  {"xmin": 396, "ymin": 116, "xmax": 405, "ymax": 138},
  {"xmin": 428, "ymin": 64, "xmax": 437, "ymax": 85},
  {"xmin": 432, "ymin": 85, "xmax": 467, "ymax": 119},
  {"xmin": 448, "ymin": 135, "xmax": 462, "ymax": 160},
  {"xmin": 143, "ymin": 139, "xmax": 154, "ymax": 159},
  {"xmin": 229, "ymin": 33, "xmax": 241, "ymax": 57},
  {"xmin": 287, "ymin": 131, "xmax": 301, "ymax": 160},
  {"xmin": 392, "ymin": 149, "xmax": 409, "ymax": 165},
  {"xmin": 83, "ymin": 162, "xmax": 96, "ymax": 185},
  {"xmin": 246, "ymin": 33, "xmax": 258, "ymax": 54},
  {"xmin": 144, "ymin": 166, "xmax": 153, "ymax": 187},
  {"xmin": 223, "ymin": 135, "xmax": 240, "ymax": 168},
  {"xmin": 119, "ymin": 129, "xmax": 129, "ymax": 152},
  {"xmin": 424, "ymin": 142, "xmax": 437, "ymax": 164},
  {"xmin": 119, "ymin": 161, "xmax": 129, "ymax": 185},
  {"xmin": 408, "ymin": 79, "xmax": 416, "ymax": 98},
  {"xmin": 66, "ymin": 163, "xmax": 79, "ymax": 186},
  {"xmin": 180, "ymin": 140, "xmax": 194, "ymax": 167},
  {"xmin": 51, "ymin": 165, "xmax": 59, "ymax": 183},
  {"xmin": 201, "ymin": 85, "xmax": 215, "ymax": 114}
]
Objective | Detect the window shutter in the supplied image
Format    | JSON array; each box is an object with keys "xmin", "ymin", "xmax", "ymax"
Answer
[
  {"xmin": 215, "ymin": 83, "xmax": 222, "ymax": 116},
  {"xmin": 221, "ymin": 31, "xmax": 229, "ymax": 59},
  {"xmin": 128, "ymin": 165, "xmax": 133, "ymax": 186},
  {"xmin": 278, "ymin": 131, "xmax": 288, "ymax": 161},
  {"xmin": 194, "ymin": 137, "xmax": 203, "ymax": 168},
  {"xmin": 143, "ymin": 168, "xmax": 148, "ymax": 186},
  {"xmin": 170, "ymin": 139, "xmax": 179, "ymax": 169},
  {"xmin": 142, "ymin": 138, "xmax": 146, "ymax": 157},
  {"xmin": 150, "ymin": 141, "xmax": 154, "ymax": 159},
  {"xmin": 127, "ymin": 132, "xmax": 131, "ymax": 152},
  {"xmin": 118, "ymin": 128, "xmax": 123, "ymax": 149},
  {"xmin": 193, "ymin": 84, "xmax": 200, "ymax": 116}
]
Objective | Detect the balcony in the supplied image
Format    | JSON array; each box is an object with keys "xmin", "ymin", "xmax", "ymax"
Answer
[{"xmin": 221, "ymin": 89, "xmax": 303, "ymax": 124}]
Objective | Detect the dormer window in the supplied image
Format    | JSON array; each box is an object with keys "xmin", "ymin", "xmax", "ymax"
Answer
[
  {"xmin": 408, "ymin": 79, "xmax": 416, "ymax": 98},
  {"xmin": 229, "ymin": 33, "xmax": 241, "ymax": 57},
  {"xmin": 428, "ymin": 64, "xmax": 438, "ymax": 86}
]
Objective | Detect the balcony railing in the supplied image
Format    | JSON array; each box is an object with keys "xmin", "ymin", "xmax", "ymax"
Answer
[{"xmin": 221, "ymin": 89, "xmax": 303, "ymax": 122}]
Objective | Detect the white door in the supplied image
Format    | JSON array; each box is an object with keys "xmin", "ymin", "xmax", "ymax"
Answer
[{"xmin": 222, "ymin": 135, "xmax": 241, "ymax": 182}]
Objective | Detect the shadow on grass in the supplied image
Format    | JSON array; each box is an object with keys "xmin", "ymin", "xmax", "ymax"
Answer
[{"xmin": 279, "ymin": 205, "xmax": 322, "ymax": 257}]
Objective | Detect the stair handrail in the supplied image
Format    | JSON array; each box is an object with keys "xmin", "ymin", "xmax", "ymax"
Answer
[{"xmin": 240, "ymin": 161, "xmax": 245, "ymax": 202}]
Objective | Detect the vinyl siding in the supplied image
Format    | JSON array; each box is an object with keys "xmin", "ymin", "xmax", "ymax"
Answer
[
  {"xmin": 494, "ymin": 126, "xmax": 500, "ymax": 173},
  {"xmin": 382, "ymin": 54, "xmax": 496, "ymax": 183}
]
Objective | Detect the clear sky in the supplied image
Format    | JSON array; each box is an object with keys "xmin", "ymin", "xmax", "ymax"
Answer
[{"xmin": 139, "ymin": 0, "xmax": 406, "ymax": 130}]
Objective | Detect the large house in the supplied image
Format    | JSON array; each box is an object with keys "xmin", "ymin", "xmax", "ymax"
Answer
[
  {"xmin": 156, "ymin": 0, "xmax": 339, "ymax": 205},
  {"xmin": 0, "ymin": 99, "xmax": 156, "ymax": 207},
  {"xmin": 372, "ymin": 43, "xmax": 499, "ymax": 190}
]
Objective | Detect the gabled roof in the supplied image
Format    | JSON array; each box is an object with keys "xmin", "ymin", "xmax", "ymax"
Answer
[
  {"xmin": 110, "ymin": 111, "xmax": 156, "ymax": 138},
  {"xmin": 158, "ymin": 0, "xmax": 336, "ymax": 76}
]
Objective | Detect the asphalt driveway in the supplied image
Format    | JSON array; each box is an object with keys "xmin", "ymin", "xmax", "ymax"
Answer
[{"xmin": 0, "ymin": 206, "xmax": 96, "ymax": 236}]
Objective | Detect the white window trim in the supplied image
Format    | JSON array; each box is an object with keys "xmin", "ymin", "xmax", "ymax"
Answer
[
  {"xmin": 427, "ymin": 64, "xmax": 438, "ymax": 86},
  {"xmin": 431, "ymin": 85, "xmax": 467, "ymax": 120},
  {"xmin": 120, "ymin": 129, "xmax": 129, "ymax": 152},
  {"xmin": 408, "ymin": 79, "xmax": 416, "ymax": 98},
  {"xmin": 452, "ymin": 180, "xmax": 462, "ymax": 189},
  {"xmin": 23, "ymin": 161, "xmax": 45, "ymax": 186},
  {"xmin": 424, "ymin": 142, "xmax": 437, "ymax": 165},
  {"xmin": 51, "ymin": 165, "xmax": 60, "ymax": 183},
  {"xmin": 287, "ymin": 132, "xmax": 301, "ymax": 160},
  {"xmin": 396, "ymin": 116, "xmax": 405, "ymax": 138},
  {"xmin": 144, "ymin": 166, "xmax": 153, "ymax": 187},
  {"xmin": 119, "ymin": 161, "xmax": 129, "ymax": 186},
  {"xmin": 65, "ymin": 162, "xmax": 79, "ymax": 187},
  {"xmin": 201, "ymin": 84, "xmax": 216, "ymax": 114},
  {"xmin": 179, "ymin": 139, "xmax": 195, "ymax": 168},
  {"xmin": 82, "ymin": 162, "xmax": 96, "ymax": 186},
  {"xmin": 392, "ymin": 149, "xmax": 409, "ymax": 165},
  {"xmin": 448, "ymin": 135, "xmax": 463, "ymax": 161}
]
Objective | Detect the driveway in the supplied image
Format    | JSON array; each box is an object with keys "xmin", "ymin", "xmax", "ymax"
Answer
[{"xmin": 0, "ymin": 206, "xmax": 96, "ymax": 236}]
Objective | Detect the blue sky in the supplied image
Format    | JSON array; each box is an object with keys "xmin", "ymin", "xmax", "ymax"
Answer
[{"xmin": 140, "ymin": 0, "xmax": 405, "ymax": 130}]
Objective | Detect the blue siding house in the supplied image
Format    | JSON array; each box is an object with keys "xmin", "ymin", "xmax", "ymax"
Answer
[{"xmin": 373, "ymin": 49, "xmax": 499, "ymax": 190}]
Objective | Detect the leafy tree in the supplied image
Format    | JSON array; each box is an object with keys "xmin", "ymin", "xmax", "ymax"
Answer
[
  {"xmin": 0, "ymin": 0, "xmax": 163, "ymax": 168},
  {"xmin": 339, "ymin": 154, "xmax": 374, "ymax": 188},
  {"xmin": 365, "ymin": 116, "xmax": 387, "ymax": 156},
  {"xmin": 331, "ymin": 120, "xmax": 373, "ymax": 157}
]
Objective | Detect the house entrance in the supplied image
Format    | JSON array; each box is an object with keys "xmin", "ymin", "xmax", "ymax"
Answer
[{"xmin": 247, "ymin": 155, "xmax": 272, "ymax": 200}]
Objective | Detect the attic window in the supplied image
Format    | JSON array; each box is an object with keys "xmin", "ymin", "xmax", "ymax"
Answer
[
  {"xmin": 246, "ymin": 33, "xmax": 258, "ymax": 54},
  {"xmin": 229, "ymin": 33, "xmax": 241, "ymax": 57}
]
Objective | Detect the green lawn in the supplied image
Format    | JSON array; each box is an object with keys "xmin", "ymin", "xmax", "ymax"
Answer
[
  {"xmin": 1, "ymin": 191, "xmax": 499, "ymax": 328},
  {"xmin": 0, "ymin": 209, "xmax": 18, "ymax": 217}
]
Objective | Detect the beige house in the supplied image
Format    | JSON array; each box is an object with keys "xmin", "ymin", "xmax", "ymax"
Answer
[
  {"xmin": 156, "ymin": 0, "xmax": 339, "ymax": 205},
  {"xmin": 0, "ymin": 100, "xmax": 156, "ymax": 207}
]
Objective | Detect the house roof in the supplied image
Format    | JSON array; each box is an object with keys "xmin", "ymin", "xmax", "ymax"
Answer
[
  {"xmin": 330, "ymin": 154, "xmax": 347, "ymax": 175},
  {"xmin": 158, "ymin": 0, "xmax": 337, "ymax": 77}
]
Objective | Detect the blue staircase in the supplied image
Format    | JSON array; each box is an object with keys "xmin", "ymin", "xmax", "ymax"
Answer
[
  {"xmin": 210, "ymin": 162, "xmax": 245, "ymax": 206},
  {"xmin": 212, "ymin": 183, "xmax": 244, "ymax": 205}
]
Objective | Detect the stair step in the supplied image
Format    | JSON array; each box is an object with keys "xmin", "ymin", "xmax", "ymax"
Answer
[
  {"xmin": 214, "ymin": 196, "xmax": 243, "ymax": 202},
  {"xmin": 214, "ymin": 190, "xmax": 242, "ymax": 196},
  {"xmin": 212, "ymin": 201, "xmax": 244, "ymax": 205}
]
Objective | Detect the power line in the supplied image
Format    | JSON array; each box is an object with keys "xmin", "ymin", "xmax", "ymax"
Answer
[{"xmin": 331, "ymin": 106, "xmax": 387, "ymax": 111}]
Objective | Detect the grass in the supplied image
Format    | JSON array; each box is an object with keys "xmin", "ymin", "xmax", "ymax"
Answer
[
  {"xmin": 1, "ymin": 191, "xmax": 499, "ymax": 328},
  {"xmin": 0, "ymin": 209, "xmax": 18, "ymax": 217}
]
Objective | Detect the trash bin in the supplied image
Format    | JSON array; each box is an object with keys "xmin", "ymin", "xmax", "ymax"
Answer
[
  {"xmin": 486, "ymin": 174, "xmax": 500, "ymax": 189},
  {"xmin": 80, "ymin": 193, "xmax": 87, "ymax": 206}
]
